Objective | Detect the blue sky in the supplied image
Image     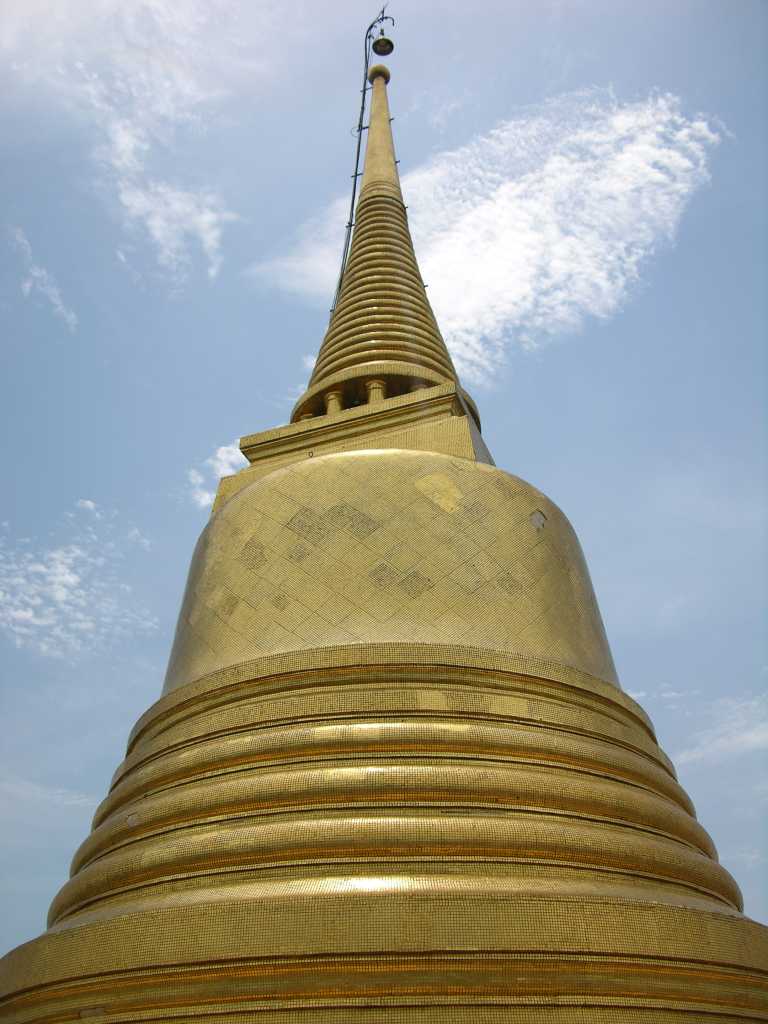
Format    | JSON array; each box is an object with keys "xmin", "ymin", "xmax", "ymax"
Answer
[{"xmin": 0, "ymin": 0, "xmax": 765, "ymax": 951}]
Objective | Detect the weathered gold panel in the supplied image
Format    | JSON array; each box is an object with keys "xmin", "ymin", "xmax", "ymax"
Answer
[{"xmin": 165, "ymin": 449, "xmax": 618, "ymax": 692}]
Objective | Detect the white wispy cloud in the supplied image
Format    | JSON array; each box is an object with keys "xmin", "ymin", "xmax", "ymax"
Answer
[
  {"xmin": 726, "ymin": 847, "xmax": 767, "ymax": 868},
  {"xmin": 0, "ymin": 768, "xmax": 98, "ymax": 855},
  {"xmin": 0, "ymin": 774, "xmax": 95, "ymax": 810},
  {"xmin": 188, "ymin": 468, "xmax": 215, "ymax": 509},
  {"xmin": 118, "ymin": 181, "xmax": 238, "ymax": 280},
  {"xmin": 0, "ymin": 501, "xmax": 156, "ymax": 658},
  {"xmin": 187, "ymin": 440, "xmax": 247, "ymax": 508},
  {"xmin": 1, "ymin": 0, "xmax": 269, "ymax": 280},
  {"xmin": 127, "ymin": 526, "xmax": 152, "ymax": 551},
  {"xmin": 659, "ymin": 687, "xmax": 693, "ymax": 702},
  {"xmin": 252, "ymin": 88, "xmax": 720, "ymax": 382},
  {"xmin": 425, "ymin": 94, "xmax": 468, "ymax": 134},
  {"xmin": 10, "ymin": 228, "xmax": 78, "ymax": 332},
  {"xmin": 207, "ymin": 442, "xmax": 249, "ymax": 478},
  {"xmin": 676, "ymin": 694, "xmax": 768, "ymax": 766}
]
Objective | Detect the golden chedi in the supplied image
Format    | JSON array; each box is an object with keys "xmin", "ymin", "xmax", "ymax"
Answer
[{"xmin": 1, "ymin": 59, "xmax": 767, "ymax": 1023}]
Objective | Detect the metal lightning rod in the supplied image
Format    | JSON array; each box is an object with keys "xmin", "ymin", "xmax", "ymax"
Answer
[{"xmin": 329, "ymin": 6, "xmax": 395, "ymax": 315}]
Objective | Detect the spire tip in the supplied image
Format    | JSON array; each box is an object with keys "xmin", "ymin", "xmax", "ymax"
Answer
[{"xmin": 368, "ymin": 63, "xmax": 391, "ymax": 85}]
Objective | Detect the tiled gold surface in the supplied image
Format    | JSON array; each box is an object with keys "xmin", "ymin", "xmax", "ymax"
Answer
[
  {"xmin": 165, "ymin": 449, "xmax": 618, "ymax": 692},
  {"xmin": 224, "ymin": 383, "xmax": 491, "ymax": 510},
  {"xmin": 3, "ymin": 647, "xmax": 766, "ymax": 1018},
  {"xmin": 4, "ymin": 454, "xmax": 766, "ymax": 1017}
]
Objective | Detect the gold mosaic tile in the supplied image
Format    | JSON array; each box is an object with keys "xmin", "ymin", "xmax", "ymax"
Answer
[{"xmin": 165, "ymin": 450, "xmax": 618, "ymax": 693}]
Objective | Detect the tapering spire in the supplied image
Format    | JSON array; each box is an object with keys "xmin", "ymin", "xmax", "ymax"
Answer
[
  {"xmin": 291, "ymin": 64, "xmax": 460, "ymax": 422},
  {"xmin": 359, "ymin": 63, "xmax": 400, "ymax": 200}
]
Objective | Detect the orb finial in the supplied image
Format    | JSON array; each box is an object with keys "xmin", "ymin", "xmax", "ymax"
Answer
[{"xmin": 368, "ymin": 63, "xmax": 391, "ymax": 84}]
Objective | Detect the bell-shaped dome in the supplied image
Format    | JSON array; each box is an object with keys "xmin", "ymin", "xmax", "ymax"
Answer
[{"xmin": 164, "ymin": 449, "xmax": 617, "ymax": 694}]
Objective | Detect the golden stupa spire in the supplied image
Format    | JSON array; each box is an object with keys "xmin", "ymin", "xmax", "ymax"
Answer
[
  {"xmin": 359, "ymin": 64, "xmax": 401, "ymax": 199},
  {"xmin": 291, "ymin": 63, "xmax": 460, "ymax": 422}
]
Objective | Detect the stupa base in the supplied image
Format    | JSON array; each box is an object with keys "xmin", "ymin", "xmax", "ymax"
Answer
[{"xmin": 2, "ymin": 890, "xmax": 767, "ymax": 1020}]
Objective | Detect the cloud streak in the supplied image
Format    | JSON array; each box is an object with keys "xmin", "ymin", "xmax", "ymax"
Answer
[
  {"xmin": 253, "ymin": 88, "xmax": 720, "ymax": 382},
  {"xmin": 10, "ymin": 228, "xmax": 78, "ymax": 332},
  {"xmin": 118, "ymin": 182, "xmax": 238, "ymax": 280},
  {"xmin": 0, "ymin": 502, "xmax": 156, "ymax": 658},
  {"xmin": 0, "ymin": 774, "xmax": 95, "ymax": 810},
  {"xmin": 188, "ymin": 441, "xmax": 247, "ymax": 508},
  {"xmin": 676, "ymin": 694, "xmax": 768, "ymax": 766},
  {"xmin": 2, "ymin": 0, "xmax": 263, "ymax": 280}
]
